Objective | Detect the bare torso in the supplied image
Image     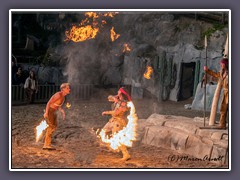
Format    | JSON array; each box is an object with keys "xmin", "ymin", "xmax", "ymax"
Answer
[{"xmin": 50, "ymin": 92, "xmax": 65, "ymax": 110}]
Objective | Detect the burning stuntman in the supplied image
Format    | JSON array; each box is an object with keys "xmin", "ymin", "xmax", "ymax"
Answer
[
  {"xmin": 102, "ymin": 87, "xmax": 131, "ymax": 161},
  {"xmin": 42, "ymin": 83, "xmax": 71, "ymax": 150}
]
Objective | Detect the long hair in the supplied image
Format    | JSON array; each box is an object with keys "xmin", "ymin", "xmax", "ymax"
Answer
[
  {"xmin": 29, "ymin": 70, "xmax": 36, "ymax": 80},
  {"xmin": 225, "ymin": 63, "xmax": 228, "ymax": 71},
  {"xmin": 221, "ymin": 58, "xmax": 228, "ymax": 72}
]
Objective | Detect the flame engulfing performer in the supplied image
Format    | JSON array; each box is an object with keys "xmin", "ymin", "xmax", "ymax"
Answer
[
  {"xmin": 204, "ymin": 58, "xmax": 228, "ymax": 129},
  {"xmin": 102, "ymin": 87, "xmax": 132, "ymax": 161},
  {"xmin": 42, "ymin": 83, "xmax": 71, "ymax": 150}
]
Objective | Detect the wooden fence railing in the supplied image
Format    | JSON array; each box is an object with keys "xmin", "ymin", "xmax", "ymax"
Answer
[{"xmin": 11, "ymin": 84, "xmax": 94, "ymax": 103}]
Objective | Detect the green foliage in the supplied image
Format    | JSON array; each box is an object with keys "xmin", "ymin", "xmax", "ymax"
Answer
[
  {"xmin": 202, "ymin": 23, "xmax": 226, "ymax": 38},
  {"xmin": 195, "ymin": 22, "xmax": 226, "ymax": 50}
]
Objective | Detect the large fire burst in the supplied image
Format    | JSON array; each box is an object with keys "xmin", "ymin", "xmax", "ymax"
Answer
[{"xmin": 65, "ymin": 12, "xmax": 120, "ymax": 42}]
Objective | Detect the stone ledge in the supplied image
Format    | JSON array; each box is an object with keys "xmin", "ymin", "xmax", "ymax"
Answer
[{"xmin": 139, "ymin": 114, "xmax": 229, "ymax": 165}]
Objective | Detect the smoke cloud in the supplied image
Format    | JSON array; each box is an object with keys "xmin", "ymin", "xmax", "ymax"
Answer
[{"xmin": 57, "ymin": 13, "xmax": 131, "ymax": 86}]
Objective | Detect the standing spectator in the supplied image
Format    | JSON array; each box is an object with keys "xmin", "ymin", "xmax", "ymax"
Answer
[
  {"xmin": 12, "ymin": 57, "xmax": 18, "ymax": 82},
  {"xmin": 24, "ymin": 70, "xmax": 38, "ymax": 104},
  {"xmin": 13, "ymin": 67, "xmax": 25, "ymax": 85}
]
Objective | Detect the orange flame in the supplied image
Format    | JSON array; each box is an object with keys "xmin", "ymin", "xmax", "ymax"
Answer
[
  {"xmin": 103, "ymin": 12, "xmax": 119, "ymax": 17},
  {"xmin": 35, "ymin": 120, "xmax": 48, "ymax": 142},
  {"xmin": 95, "ymin": 128, "xmax": 100, "ymax": 135},
  {"xmin": 65, "ymin": 12, "xmax": 100, "ymax": 42},
  {"xmin": 98, "ymin": 101, "xmax": 138, "ymax": 150},
  {"xmin": 65, "ymin": 12, "xmax": 119, "ymax": 42},
  {"xmin": 66, "ymin": 102, "xmax": 71, "ymax": 109},
  {"xmin": 102, "ymin": 20, "xmax": 107, "ymax": 25},
  {"xmin": 123, "ymin": 43, "xmax": 131, "ymax": 53},
  {"xmin": 144, "ymin": 66, "xmax": 153, "ymax": 79},
  {"xmin": 110, "ymin": 27, "xmax": 120, "ymax": 42},
  {"xmin": 65, "ymin": 25, "xmax": 99, "ymax": 42},
  {"xmin": 85, "ymin": 12, "xmax": 99, "ymax": 18}
]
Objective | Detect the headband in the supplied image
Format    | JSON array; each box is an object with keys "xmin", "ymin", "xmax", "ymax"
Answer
[
  {"xmin": 220, "ymin": 58, "xmax": 228, "ymax": 65},
  {"xmin": 119, "ymin": 87, "xmax": 132, "ymax": 101}
]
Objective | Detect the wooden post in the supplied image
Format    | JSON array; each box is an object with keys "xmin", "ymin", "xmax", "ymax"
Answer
[
  {"xmin": 204, "ymin": 35, "xmax": 208, "ymax": 127},
  {"xmin": 209, "ymin": 80, "xmax": 222, "ymax": 125}
]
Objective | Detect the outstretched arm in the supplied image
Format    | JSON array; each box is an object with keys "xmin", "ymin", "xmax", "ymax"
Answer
[
  {"xmin": 102, "ymin": 110, "xmax": 114, "ymax": 116},
  {"xmin": 204, "ymin": 66, "xmax": 220, "ymax": 78}
]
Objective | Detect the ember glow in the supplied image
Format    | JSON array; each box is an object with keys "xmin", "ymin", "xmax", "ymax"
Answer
[
  {"xmin": 103, "ymin": 12, "xmax": 119, "ymax": 17},
  {"xmin": 85, "ymin": 12, "xmax": 99, "ymax": 19},
  {"xmin": 102, "ymin": 20, "xmax": 107, "ymax": 25},
  {"xmin": 66, "ymin": 102, "xmax": 71, "ymax": 109},
  {"xmin": 123, "ymin": 43, "xmax": 131, "ymax": 53},
  {"xmin": 144, "ymin": 66, "xmax": 153, "ymax": 79},
  {"xmin": 110, "ymin": 27, "xmax": 120, "ymax": 42},
  {"xmin": 35, "ymin": 120, "xmax": 48, "ymax": 142},
  {"xmin": 98, "ymin": 101, "xmax": 138, "ymax": 150}
]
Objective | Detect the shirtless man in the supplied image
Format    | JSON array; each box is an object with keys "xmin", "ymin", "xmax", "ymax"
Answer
[{"xmin": 43, "ymin": 83, "xmax": 71, "ymax": 150}]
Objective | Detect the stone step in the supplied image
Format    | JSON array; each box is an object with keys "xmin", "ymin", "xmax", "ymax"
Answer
[{"xmin": 138, "ymin": 113, "xmax": 228, "ymax": 166}]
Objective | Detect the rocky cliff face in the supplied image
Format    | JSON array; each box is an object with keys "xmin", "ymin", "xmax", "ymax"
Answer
[
  {"xmin": 29, "ymin": 12, "xmax": 228, "ymax": 102},
  {"xmin": 117, "ymin": 12, "xmax": 228, "ymax": 102}
]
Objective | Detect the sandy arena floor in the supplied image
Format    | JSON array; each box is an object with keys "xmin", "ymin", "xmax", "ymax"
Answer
[{"xmin": 11, "ymin": 90, "xmax": 225, "ymax": 169}]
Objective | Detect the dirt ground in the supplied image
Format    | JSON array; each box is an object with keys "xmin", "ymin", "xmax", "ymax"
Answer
[{"xmin": 11, "ymin": 89, "xmax": 225, "ymax": 169}]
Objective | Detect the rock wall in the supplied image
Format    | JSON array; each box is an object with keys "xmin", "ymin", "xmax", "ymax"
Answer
[
  {"xmin": 191, "ymin": 83, "xmax": 223, "ymax": 112},
  {"xmin": 120, "ymin": 13, "xmax": 228, "ymax": 102},
  {"xmin": 137, "ymin": 114, "xmax": 228, "ymax": 165},
  {"xmin": 34, "ymin": 12, "xmax": 228, "ymax": 102}
]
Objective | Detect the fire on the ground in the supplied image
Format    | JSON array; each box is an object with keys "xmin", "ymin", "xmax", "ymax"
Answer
[{"xmin": 35, "ymin": 120, "xmax": 48, "ymax": 142}]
